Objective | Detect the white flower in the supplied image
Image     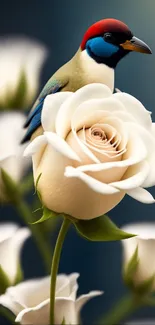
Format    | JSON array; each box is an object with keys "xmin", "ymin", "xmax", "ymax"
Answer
[
  {"xmin": 25, "ymin": 83, "xmax": 155, "ymax": 220},
  {"xmin": 121, "ymin": 223, "xmax": 155, "ymax": 289},
  {"xmin": 0, "ymin": 273, "xmax": 103, "ymax": 324},
  {"xmin": 0, "ymin": 223, "xmax": 30, "ymax": 284},
  {"xmin": 0, "ymin": 112, "xmax": 31, "ymax": 201},
  {"xmin": 0, "ymin": 37, "xmax": 48, "ymax": 107}
]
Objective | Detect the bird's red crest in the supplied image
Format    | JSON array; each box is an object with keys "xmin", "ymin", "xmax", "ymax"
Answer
[{"xmin": 81, "ymin": 18, "xmax": 131, "ymax": 50}]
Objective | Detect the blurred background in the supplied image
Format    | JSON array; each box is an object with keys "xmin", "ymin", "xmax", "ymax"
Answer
[{"xmin": 1, "ymin": 0, "xmax": 155, "ymax": 323}]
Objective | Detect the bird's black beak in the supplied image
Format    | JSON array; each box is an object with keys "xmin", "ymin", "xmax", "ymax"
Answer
[{"xmin": 121, "ymin": 36, "xmax": 152, "ymax": 54}]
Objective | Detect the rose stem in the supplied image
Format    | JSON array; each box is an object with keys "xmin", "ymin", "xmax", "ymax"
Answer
[
  {"xmin": 99, "ymin": 294, "xmax": 143, "ymax": 325},
  {"xmin": 50, "ymin": 217, "xmax": 71, "ymax": 325},
  {"xmin": 14, "ymin": 197, "xmax": 52, "ymax": 273}
]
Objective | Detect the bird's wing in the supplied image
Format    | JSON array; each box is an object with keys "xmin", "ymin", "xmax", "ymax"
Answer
[{"xmin": 22, "ymin": 77, "xmax": 68, "ymax": 143}]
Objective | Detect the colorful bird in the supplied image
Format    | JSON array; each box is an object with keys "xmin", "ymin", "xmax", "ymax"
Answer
[{"xmin": 22, "ymin": 18, "xmax": 152, "ymax": 143}]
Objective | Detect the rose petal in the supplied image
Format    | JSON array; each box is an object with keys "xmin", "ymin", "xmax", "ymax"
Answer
[
  {"xmin": 24, "ymin": 135, "xmax": 46, "ymax": 157},
  {"xmin": 122, "ymin": 223, "xmax": 155, "ymax": 240},
  {"xmin": 56, "ymin": 83, "xmax": 112, "ymax": 139},
  {"xmin": 42, "ymin": 92, "xmax": 72, "ymax": 132},
  {"xmin": 55, "ymin": 298, "xmax": 77, "ymax": 325},
  {"xmin": 68, "ymin": 129, "xmax": 100, "ymax": 164},
  {"xmin": 0, "ymin": 113, "xmax": 26, "ymax": 160},
  {"xmin": 110, "ymin": 162, "xmax": 149, "ymax": 190},
  {"xmin": 7, "ymin": 277, "xmax": 50, "ymax": 308},
  {"xmin": 75, "ymin": 134, "xmax": 147, "ymax": 173},
  {"xmin": 68, "ymin": 273, "xmax": 79, "ymax": 300},
  {"xmin": 76, "ymin": 291, "xmax": 103, "ymax": 314},
  {"xmin": 15, "ymin": 298, "xmax": 50, "ymax": 325},
  {"xmin": 65, "ymin": 166, "xmax": 119, "ymax": 194},
  {"xmin": 121, "ymin": 223, "xmax": 155, "ymax": 287},
  {"xmin": 71, "ymin": 97, "xmax": 126, "ymax": 132},
  {"xmin": 33, "ymin": 143, "xmax": 124, "ymax": 219},
  {"xmin": 114, "ymin": 92, "xmax": 152, "ymax": 129},
  {"xmin": 127, "ymin": 187, "xmax": 155, "ymax": 204},
  {"xmin": 125, "ymin": 122, "xmax": 155, "ymax": 155},
  {"xmin": 45, "ymin": 132, "xmax": 80, "ymax": 162},
  {"xmin": 142, "ymin": 154, "xmax": 155, "ymax": 188},
  {"xmin": 0, "ymin": 293, "xmax": 23, "ymax": 316},
  {"xmin": 0, "ymin": 228, "xmax": 30, "ymax": 283},
  {"xmin": 56, "ymin": 274, "xmax": 79, "ymax": 299},
  {"xmin": 0, "ymin": 223, "xmax": 18, "ymax": 242}
]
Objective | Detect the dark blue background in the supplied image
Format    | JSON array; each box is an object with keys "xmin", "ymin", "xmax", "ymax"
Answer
[{"xmin": 1, "ymin": 0, "xmax": 155, "ymax": 323}]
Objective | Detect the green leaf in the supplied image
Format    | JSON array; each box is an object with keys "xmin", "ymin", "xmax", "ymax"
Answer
[
  {"xmin": 71, "ymin": 214, "xmax": 136, "ymax": 242},
  {"xmin": 34, "ymin": 173, "xmax": 42, "ymax": 202},
  {"xmin": 61, "ymin": 318, "xmax": 65, "ymax": 325},
  {"xmin": 0, "ymin": 266, "xmax": 11, "ymax": 294},
  {"xmin": 1, "ymin": 169, "xmax": 20, "ymax": 203},
  {"xmin": 35, "ymin": 173, "xmax": 42, "ymax": 192},
  {"xmin": 32, "ymin": 207, "xmax": 58, "ymax": 224},
  {"xmin": 6, "ymin": 71, "xmax": 28, "ymax": 110},
  {"xmin": 123, "ymin": 247, "xmax": 139, "ymax": 288},
  {"xmin": 14, "ymin": 263, "xmax": 23, "ymax": 285},
  {"xmin": 136, "ymin": 274, "xmax": 155, "ymax": 295}
]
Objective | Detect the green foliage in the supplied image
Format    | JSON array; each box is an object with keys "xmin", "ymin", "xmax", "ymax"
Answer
[
  {"xmin": 70, "ymin": 214, "xmax": 136, "ymax": 242},
  {"xmin": 0, "ymin": 71, "xmax": 29, "ymax": 111},
  {"xmin": 32, "ymin": 207, "xmax": 58, "ymax": 224},
  {"xmin": 136, "ymin": 275, "xmax": 155, "ymax": 295},
  {"xmin": 14, "ymin": 263, "xmax": 23, "ymax": 285},
  {"xmin": 1, "ymin": 169, "xmax": 20, "ymax": 203},
  {"xmin": 123, "ymin": 247, "xmax": 139, "ymax": 289},
  {"xmin": 0, "ymin": 266, "xmax": 11, "ymax": 295}
]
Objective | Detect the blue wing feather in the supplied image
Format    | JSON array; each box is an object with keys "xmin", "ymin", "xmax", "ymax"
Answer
[
  {"xmin": 22, "ymin": 112, "xmax": 42, "ymax": 143},
  {"xmin": 21, "ymin": 81, "xmax": 62, "ymax": 143}
]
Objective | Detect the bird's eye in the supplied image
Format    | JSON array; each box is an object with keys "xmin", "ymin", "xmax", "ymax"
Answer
[{"xmin": 104, "ymin": 33, "xmax": 113, "ymax": 42}]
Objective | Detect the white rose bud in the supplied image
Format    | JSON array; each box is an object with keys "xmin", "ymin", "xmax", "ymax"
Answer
[
  {"xmin": 0, "ymin": 37, "xmax": 48, "ymax": 108},
  {"xmin": 25, "ymin": 84, "xmax": 155, "ymax": 220},
  {"xmin": 0, "ymin": 273, "xmax": 103, "ymax": 324},
  {"xmin": 0, "ymin": 223, "xmax": 30, "ymax": 286},
  {"xmin": 0, "ymin": 112, "xmax": 31, "ymax": 201},
  {"xmin": 122, "ymin": 223, "xmax": 155, "ymax": 291}
]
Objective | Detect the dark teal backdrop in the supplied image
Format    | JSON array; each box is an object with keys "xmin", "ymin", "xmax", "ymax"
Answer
[{"xmin": 1, "ymin": 0, "xmax": 155, "ymax": 323}]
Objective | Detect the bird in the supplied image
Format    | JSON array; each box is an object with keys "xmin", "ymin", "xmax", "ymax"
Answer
[{"xmin": 22, "ymin": 18, "xmax": 152, "ymax": 143}]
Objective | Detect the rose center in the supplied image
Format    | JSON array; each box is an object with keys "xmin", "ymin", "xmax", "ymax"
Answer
[{"xmin": 91, "ymin": 127, "xmax": 106, "ymax": 141}]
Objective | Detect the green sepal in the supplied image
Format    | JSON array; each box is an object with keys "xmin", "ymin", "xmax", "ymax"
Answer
[
  {"xmin": 0, "ymin": 266, "xmax": 11, "ymax": 294},
  {"xmin": 35, "ymin": 173, "xmax": 42, "ymax": 193},
  {"xmin": 34, "ymin": 173, "xmax": 42, "ymax": 202},
  {"xmin": 123, "ymin": 247, "xmax": 139, "ymax": 289},
  {"xmin": 14, "ymin": 263, "xmax": 23, "ymax": 285},
  {"xmin": 136, "ymin": 274, "xmax": 155, "ymax": 295},
  {"xmin": 70, "ymin": 214, "xmax": 136, "ymax": 242},
  {"xmin": 1, "ymin": 169, "xmax": 20, "ymax": 203},
  {"xmin": 4, "ymin": 71, "xmax": 28, "ymax": 110},
  {"xmin": 32, "ymin": 207, "xmax": 58, "ymax": 224},
  {"xmin": 61, "ymin": 318, "xmax": 65, "ymax": 325}
]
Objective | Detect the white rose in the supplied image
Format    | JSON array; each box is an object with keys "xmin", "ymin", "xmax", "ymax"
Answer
[
  {"xmin": 0, "ymin": 112, "xmax": 31, "ymax": 201},
  {"xmin": 25, "ymin": 84, "xmax": 155, "ymax": 220},
  {"xmin": 0, "ymin": 223, "xmax": 30, "ymax": 285},
  {"xmin": 0, "ymin": 273, "xmax": 102, "ymax": 324},
  {"xmin": 0, "ymin": 37, "xmax": 48, "ymax": 107},
  {"xmin": 121, "ymin": 223, "xmax": 155, "ymax": 289}
]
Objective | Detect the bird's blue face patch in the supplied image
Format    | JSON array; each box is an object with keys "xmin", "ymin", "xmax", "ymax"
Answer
[{"xmin": 86, "ymin": 37, "xmax": 119, "ymax": 59}]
